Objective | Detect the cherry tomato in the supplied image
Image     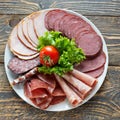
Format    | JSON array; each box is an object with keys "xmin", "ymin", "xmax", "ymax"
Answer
[{"xmin": 39, "ymin": 46, "xmax": 59, "ymax": 67}]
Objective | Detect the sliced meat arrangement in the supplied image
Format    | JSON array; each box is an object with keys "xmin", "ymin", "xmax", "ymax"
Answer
[
  {"xmin": 45, "ymin": 9, "xmax": 103, "ymax": 58},
  {"xmin": 8, "ymin": 9, "xmax": 107, "ymax": 110},
  {"xmin": 8, "ymin": 10, "xmax": 48, "ymax": 60}
]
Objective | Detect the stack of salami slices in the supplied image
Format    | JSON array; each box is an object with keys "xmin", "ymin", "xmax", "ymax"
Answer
[{"xmin": 7, "ymin": 9, "xmax": 106, "ymax": 110}]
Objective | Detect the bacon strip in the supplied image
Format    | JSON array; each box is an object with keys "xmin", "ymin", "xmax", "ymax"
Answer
[
  {"xmin": 54, "ymin": 74, "xmax": 82, "ymax": 107},
  {"xmin": 71, "ymin": 69, "xmax": 98, "ymax": 87},
  {"xmin": 63, "ymin": 74, "xmax": 92, "ymax": 96}
]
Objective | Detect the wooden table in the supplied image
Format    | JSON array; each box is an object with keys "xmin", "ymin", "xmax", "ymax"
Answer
[{"xmin": 0, "ymin": 0, "xmax": 120, "ymax": 120}]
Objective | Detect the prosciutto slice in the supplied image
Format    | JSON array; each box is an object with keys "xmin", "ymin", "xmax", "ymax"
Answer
[
  {"xmin": 71, "ymin": 69, "xmax": 98, "ymax": 87},
  {"xmin": 37, "ymin": 73, "xmax": 56, "ymax": 94},
  {"xmin": 54, "ymin": 74, "xmax": 82, "ymax": 107}
]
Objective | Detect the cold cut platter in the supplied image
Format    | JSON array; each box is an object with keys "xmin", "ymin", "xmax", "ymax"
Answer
[{"xmin": 4, "ymin": 8, "xmax": 108, "ymax": 111}]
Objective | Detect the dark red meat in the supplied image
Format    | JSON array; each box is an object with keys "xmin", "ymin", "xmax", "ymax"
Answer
[
  {"xmin": 74, "ymin": 51, "xmax": 106, "ymax": 72},
  {"xmin": 8, "ymin": 56, "xmax": 40, "ymax": 74}
]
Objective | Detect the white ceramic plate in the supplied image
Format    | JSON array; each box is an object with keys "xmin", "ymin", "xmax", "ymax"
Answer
[{"xmin": 4, "ymin": 8, "xmax": 108, "ymax": 111}]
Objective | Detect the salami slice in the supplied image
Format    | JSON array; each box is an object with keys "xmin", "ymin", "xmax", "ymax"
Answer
[{"xmin": 8, "ymin": 57, "xmax": 40, "ymax": 74}]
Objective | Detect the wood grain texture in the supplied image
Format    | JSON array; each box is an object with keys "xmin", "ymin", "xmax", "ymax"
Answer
[{"xmin": 0, "ymin": 0, "xmax": 120, "ymax": 120}]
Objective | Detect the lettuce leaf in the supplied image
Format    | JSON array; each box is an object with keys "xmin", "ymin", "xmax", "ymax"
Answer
[{"xmin": 37, "ymin": 31, "xmax": 86, "ymax": 76}]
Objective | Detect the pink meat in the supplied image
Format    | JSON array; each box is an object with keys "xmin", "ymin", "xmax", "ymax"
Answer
[
  {"xmin": 37, "ymin": 73, "xmax": 56, "ymax": 94},
  {"xmin": 71, "ymin": 69, "xmax": 98, "ymax": 87},
  {"xmin": 54, "ymin": 74, "xmax": 82, "ymax": 107},
  {"xmin": 24, "ymin": 80, "xmax": 48, "ymax": 99},
  {"xmin": 50, "ymin": 96, "xmax": 66, "ymax": 105},
  {"xmin": 74, "ymin": 51, "xmax": 106, "ymax": 72},
  {"xmin": 63, "ymin": 74, "xmax": 92, "ymax": 96}
]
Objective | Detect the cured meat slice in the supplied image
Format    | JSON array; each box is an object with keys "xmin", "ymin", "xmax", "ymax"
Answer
[
  {"xmin": 63, "ymin": 74, "xmax": 92, "ymax": 96},
  {"xmin": 12, "ymin": 51, "xmax": 39, "ymax": 60},
  {"xmin": 71, "ymin": 69, "xmax": 98, "ymax": 87},
  {"xmin": 11, "ymin": 67, "xmax": 38, "ymax": 85},
  {"xmin": 45, "ymin": 9, "xmax": 67, "ymax": 30},
  {"xmin": 66, "ymin": 81, "xmax": 85, "ymax": 99},
  {"xmin": 8, "ymin": 57, "xmax": 40, "ymax": 74},
  {"xmin": 27, "ymin": 18, "xmax": 38, "ymax": 45},
  {"xmin": 37, "ymin": 95, "xmax": 53, "ymax": 109},
  {"xmin": 33, "ymin": 11, "xmax": 48, "ymax": 37},
  {"xmin": 76, "ymin": 32, "xmax": 102, "ymax": 58},
  {"xmin": 52, "ymin": 83, "xmax": 66, "ymax": 97},
  {"xmin": 37, "ymin": 73, "xmax": 56, "ymax": 94},
  {"xmin": 74, "ymin": 51, "xmax": 106, "ymax": 72},
  {"xmin": 30, "ymin": 95, "xmax": 53, "ymax": 109},
  {"xmin": 85, "ymin": 66, "xmax": 104, "ymax": 78},
  {"xmin": 17, "ymin": 21, "xmax": 37, "ymax": 51},
  {"xmin": 54, "ymin": 74, "xmax": 82, "ymax": 107},
  {"xmin": 8, "ymin": 26, "xmax": 37, "ymax": 56},
  {"xmin": 50, "ymin": 96, "xmax": 66, "ymax": 105},
  {"xmin": 24, "ymin": 80, "xmax": 48, "ymax": 99},
  {"xmin": 22, "ymin": 18, "xmax": 37, "ymax": 47}
]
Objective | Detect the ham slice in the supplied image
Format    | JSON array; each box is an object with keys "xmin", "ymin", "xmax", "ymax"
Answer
[
  {"xmin": 33, "ymin": 11, "xmax": 48, "ymax": 37},
  {"xmin": 54, "ymin": 74, "xmax": 82, "ymax": 107},
  {"xmin": 63, "ymin": 74, "xmax": 92, "ymax": 96},
  {"xmin": 71, "ymin": 69, "xmax": 98, "ymax": 87},
  {"xmin": 22, "ymin": 18, "xmax": 37, "ymax": 47},
  {"xmin": 17, "ymin": 21, "xmax": 37, "ymax": 51},
  {"xmin": 8, "ymin": 26, "xmax": 37, "ymax": 57},
  {"xmin": 27, "ymin": 18, "xmax": 38, "ymax": 45}
]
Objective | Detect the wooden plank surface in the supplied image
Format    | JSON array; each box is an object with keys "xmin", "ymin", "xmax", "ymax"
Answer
[{"xmin": 0, "ymin": 0, "xmax": 120, "ymax": 120}]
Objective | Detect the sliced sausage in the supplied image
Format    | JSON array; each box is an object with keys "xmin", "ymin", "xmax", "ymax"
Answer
[
  {"xmin": 76, "ymin": 32, "xmax": 103, "ymax": 57},
  {"xmin": 74, "ymin": 51, "xmax": 106, "ymax": 72},
  {"xmin": 8, "ymin": 57, "xmax": 40, "ymax": 74},
  {"xmin": 85, "ymin": 66, "xmax": 104, "ymax": 78}
]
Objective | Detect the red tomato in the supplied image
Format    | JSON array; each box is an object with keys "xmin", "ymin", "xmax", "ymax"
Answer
[{"xmin": 39, "ymin": 46, "xmax": 59, "ymax": 67}]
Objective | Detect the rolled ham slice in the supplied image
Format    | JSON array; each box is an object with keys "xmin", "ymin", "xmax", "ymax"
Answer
[
  {"xmin": 8, "ymin": 26, "xmax": 37, "ymax": 56},
  {"xmin": 62, "ymin": 74, "xmax": 92, "ymax": 96},
  {"xmin": 33, "ymin": 11, "xmax": 48, "ymax": 37},
  {"xmin": 71, "ymin": 69, "xmax": 98, "ymax": 87},
  {"xmin": 54, "ymin": 74, "xmax": 82, "ymax": 107}
]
